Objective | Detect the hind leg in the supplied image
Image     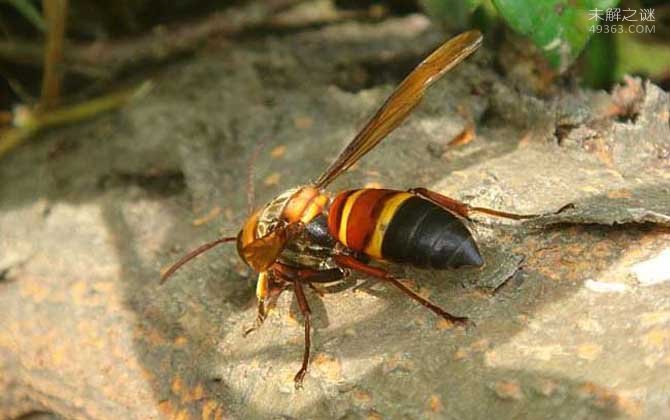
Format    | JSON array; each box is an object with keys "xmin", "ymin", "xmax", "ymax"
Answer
[
  {"xmin": 334, "ymin": 254, "xmax": 468, "ymax": 325},
  {"xmin": 409, "ymin": 187, "xmax": 543, "ymax": 220}
]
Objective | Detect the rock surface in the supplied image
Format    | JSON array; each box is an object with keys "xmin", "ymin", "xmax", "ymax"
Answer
[{"xmin": 1, "ymin": 12, "xmax": 670, "ymax": 420}]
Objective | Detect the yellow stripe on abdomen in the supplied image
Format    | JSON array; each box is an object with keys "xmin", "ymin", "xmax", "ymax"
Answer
[
  {"xmin": 338, "ymin": 189, "xmax": 367, "ymax": 247},
  {"xmin": 363, "ymin": 192, "xmax": 413, "ymax": 259}
]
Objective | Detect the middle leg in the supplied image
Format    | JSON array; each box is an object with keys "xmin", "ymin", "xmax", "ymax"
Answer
[
  {"xmin": 292, "ymin": 278, "xmax": 312, "ymax": 388},
  {"xmin": 272, "ymin": 264, "xmax": 347, "ymax": 388}
]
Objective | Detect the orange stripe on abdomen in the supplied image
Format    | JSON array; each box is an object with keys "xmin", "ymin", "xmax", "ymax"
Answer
[
  {"xmin": 327, "ymin": 190, "xmax": 354, "ymax": 240},
  {"xmin": 342, "ymin": 189, "xmax": 397, "ymax": 251}
]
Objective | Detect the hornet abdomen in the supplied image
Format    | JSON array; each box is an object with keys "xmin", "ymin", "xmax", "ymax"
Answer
[{"xmin": 327, "ymin": 189, "xmax": 483, "ymax": 269}]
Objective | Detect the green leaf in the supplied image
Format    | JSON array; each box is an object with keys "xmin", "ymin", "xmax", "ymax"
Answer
[
  {"xmin": 614, "ymin": 32, "xmax": 670, "ymax": 82},
  {"xmin": 492, "ymin": 0, "xmax": 619, "ymax": 71},
  {"xmin": 3, "ymin": 0, "xmax": 46, "ymax": 32},
  {"xmin": 419, "ymin": 0, "xmax": 485, "ymax": 29},
  {"xmin": 582, "ymin": 33, "xmax": 617, "ymax": 89}
]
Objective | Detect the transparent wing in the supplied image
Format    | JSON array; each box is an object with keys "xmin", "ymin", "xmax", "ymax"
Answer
[{"xmin": 315, "ymin": 30, "xmax": 482, "ymax": 188}]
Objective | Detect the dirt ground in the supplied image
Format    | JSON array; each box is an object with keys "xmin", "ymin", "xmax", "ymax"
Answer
[{"xmin": 1, "ymin": 10, "xmax": 670, "ymax": 420}]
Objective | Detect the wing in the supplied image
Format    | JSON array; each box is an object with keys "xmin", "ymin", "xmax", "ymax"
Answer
[{"xmin": 314, "ymin": 30, "xmax": 483, "ymax": 189}]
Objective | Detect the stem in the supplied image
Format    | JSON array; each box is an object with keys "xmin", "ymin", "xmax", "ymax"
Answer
[
  {"xmin": 40, "ymin": 0, "xmax": 68, "ymax": 109},
  {"xmin": 0, "ymin": 81, "xmax": 152, "ymax": 158}
]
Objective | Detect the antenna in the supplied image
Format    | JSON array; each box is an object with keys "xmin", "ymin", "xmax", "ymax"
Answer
[{"xmin": 160, "ymin": 236, "xmax": 237, "ymax": 284}]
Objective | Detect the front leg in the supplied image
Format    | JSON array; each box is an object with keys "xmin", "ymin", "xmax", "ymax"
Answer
[
  {"xmin": 243, "ymin": 299, "xmax": 267, "ymax": 337},
  {"xmin": 244, "ymin": 271, "xmax": 288, "ymax": 336}
]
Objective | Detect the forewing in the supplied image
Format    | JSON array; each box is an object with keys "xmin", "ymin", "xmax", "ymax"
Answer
[{"xmin": 315, "ymin": 30, "xmax": 483, "ymax": 188}]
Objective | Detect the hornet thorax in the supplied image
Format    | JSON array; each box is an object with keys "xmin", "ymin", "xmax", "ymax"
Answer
[{"xmin": 236, "ymin": 186, "xmax": 336, "ymax": 270}]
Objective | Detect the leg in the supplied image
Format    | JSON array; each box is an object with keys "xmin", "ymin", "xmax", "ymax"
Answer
[
  {"xmin": 334, "ymin": 254, "xmax": 468, "ymax": 326},
  {"xmin": 409, "ymin": 187, "xmax": 539, "ymax": 220},
  {"xmin": 301, "ymin": 268, "xmax": 349, "ymax": 296},
  {"xmin": 292, "ymin": 279, "xmax": 312, "ymax": 389},
  {"xmin": 273, "ymin": 264, "xmax": 347, "ymax": 283},
  {"xmin": 274, "ymin": 265, "xmax": 348, "ymax": 297},
  {"xmin": 271, "ymin": 264, "xmax": 347, "ymax": 388},
  {"xmin": 307, "ymin": 282, "xmax": 325, "ymax": 297},
  {"xmin": 243, "ymin": 299, "xmax": 267, "ymax": 337},
  {"xmin": 244, "ymin": 272, "xmax": 289, "ymax": 336}
]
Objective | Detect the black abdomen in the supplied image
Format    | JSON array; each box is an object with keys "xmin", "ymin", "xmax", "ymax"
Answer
[{"xmin": 381, "ymin": 197, "xmax": 483, "ymax": 269}]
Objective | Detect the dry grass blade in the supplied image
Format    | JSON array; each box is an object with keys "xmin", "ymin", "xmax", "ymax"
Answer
[{"xmin": 0, "ymin": 81, "xmax": 152, "ymax": 158}]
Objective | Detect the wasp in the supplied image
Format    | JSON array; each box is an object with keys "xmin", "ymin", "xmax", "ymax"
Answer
[{"xmin": 160, "ymin": 30, "xmax": 537, "ymax": 388}]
